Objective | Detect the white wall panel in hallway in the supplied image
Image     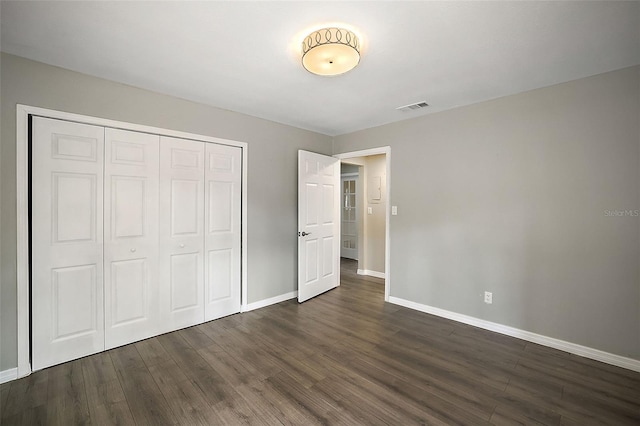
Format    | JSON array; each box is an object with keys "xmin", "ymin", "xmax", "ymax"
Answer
[
  {"xmin": 31, "ymin": 117, "xmax": 105, "ymax": 370},
  {"xmin": 159, "ymin": 136, "xmax": 205, "ymax": 331},
  {"xmin": 340, "ymin": 176, "xmax": 358, "ymax": 260},
  {"xmin": 103, "ymin": 128, "xmax": 160, "ymax": 349},
  {"xmin": 204, "ymin": 143, "xmax": 241, "ymax": 321}
]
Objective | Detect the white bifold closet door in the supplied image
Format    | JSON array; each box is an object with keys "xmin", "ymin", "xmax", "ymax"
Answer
[
  {"xmin": 204, "ymin": 143, "xmax": 242, "ymax": 321},
  {"xmin": 32, "ymin": 117, "xmax": 105, "ymax": 371},
  {"xmin": 31, "ymin": 117, "xmax": 242, "ymax": 370},
  {"xmin": 103, "ymin": 129, "xmax": 160, "ymax": 349},
  {"xmin": 159, "ymin": 136, "xmax": 205, "ymax": 331}
]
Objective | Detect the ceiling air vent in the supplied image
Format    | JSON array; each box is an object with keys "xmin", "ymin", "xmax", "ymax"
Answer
[{"xmin": 396, "ymin": 101, "xmax": 429, "ymax": 112}]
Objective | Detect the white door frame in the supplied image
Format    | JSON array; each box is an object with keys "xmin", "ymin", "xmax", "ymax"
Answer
[
  {"xmin": 15, "ymin": 104, "xmax": 248, "ymax": 378},
  {"xmin": 334, "ymin": 147, "xmax": 391, "ymax": 302}
]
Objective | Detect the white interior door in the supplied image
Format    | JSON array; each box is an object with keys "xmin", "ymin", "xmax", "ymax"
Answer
[
  {"xmin": 159, "ymin": 136, "xmax": 205, "ymax": 331},
  {"xmin": 340, "ymin": 176, "xmax": 358, "ymax": 260},
  {"xmin": 31, "ymin": 117, "xmax": 105, "ymax": 371},
  {"xmin": 104, "ymin": 128, "xmax": 160, "ymax": 349},
  {"xmin": 204, "ymin": 143, "xmax": 242, "ymax": 321},
  {"xmin": 298, "ymin": 150, "xmax": 340, "ymax": 303}
]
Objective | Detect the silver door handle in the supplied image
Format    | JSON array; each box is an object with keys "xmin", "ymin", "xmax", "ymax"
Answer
[
  {"xmin": 299, "ymin": 231, "xmax": 312, "ymax": 237},
  {"xmin": 179, "ymin": 243, "xmax": 185, "ymax": 248}
]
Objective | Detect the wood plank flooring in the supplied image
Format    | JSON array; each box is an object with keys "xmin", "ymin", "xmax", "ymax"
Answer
[{"xmin": 2, "ymin": 258, "xmax": 639, "ymax": 425}]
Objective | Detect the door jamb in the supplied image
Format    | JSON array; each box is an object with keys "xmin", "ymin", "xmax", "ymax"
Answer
[
  {"xmin": 334, "ymin": 147, "xmax": 391, "ymax": 301},
  {"xmin": 16, "ymin": 104, "xmax": 249, "ymax": 378}
]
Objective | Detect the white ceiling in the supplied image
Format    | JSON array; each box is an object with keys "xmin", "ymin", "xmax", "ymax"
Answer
[{"xmin": 1, "ymin": 1, "xmax": 639, "ymax": 136}]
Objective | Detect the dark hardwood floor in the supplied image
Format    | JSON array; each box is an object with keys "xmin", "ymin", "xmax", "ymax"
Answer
[{"xmin": 2, "ymin": 258, "xmax": 639, "ymax": 425}]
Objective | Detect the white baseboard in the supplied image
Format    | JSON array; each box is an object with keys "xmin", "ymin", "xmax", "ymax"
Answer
[
  {"xmin": 244, "ymin": 291, "xmax": 298, "ymax": 312},
  {"xmin": 0, "ymin": 367, "xmax": 18, "ymax": 384},
  {"xmin": 388, "ymin": 296, "xmax": 640, "ymax": 373},
  {"xmin": 357, "ymin": 269, "xmax": 386, "ymax": 279}
]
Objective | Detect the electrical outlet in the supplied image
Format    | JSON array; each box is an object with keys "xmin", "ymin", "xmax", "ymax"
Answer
[{"xmin": 484, "ymin": 291, "xmax": 493, "ymax": 304}]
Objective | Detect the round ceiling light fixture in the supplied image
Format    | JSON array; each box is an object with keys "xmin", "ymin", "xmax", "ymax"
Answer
[{"xmin": 301, "ymin": 27, "xmax": 361, "ymax": 76}]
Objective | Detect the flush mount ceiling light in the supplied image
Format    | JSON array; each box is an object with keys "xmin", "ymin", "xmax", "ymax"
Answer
[{"xmin": 301, "ymin": 27, "xmax": 361, "ymax": 76}]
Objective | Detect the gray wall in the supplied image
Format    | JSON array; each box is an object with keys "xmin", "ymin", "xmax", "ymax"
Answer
[
  {"xmin": 334, "ymin": 66, "xmax": 640, "ymax": 360},
  {"xmin": 0, "ymin": 53, "xmax": 332, "ymax": 371}
]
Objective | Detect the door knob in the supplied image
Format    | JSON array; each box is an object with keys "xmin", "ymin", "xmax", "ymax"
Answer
[
  {"xmin": 179, "ymin": 243, "xmax": 185, "ymax": 248},
  {"xmin": 299, "ymin": 231, "xmax": 312, "ymax": 237},
  {"xmin": 130, "ymin": 248, "xmax": 136, "ymax": 253}
]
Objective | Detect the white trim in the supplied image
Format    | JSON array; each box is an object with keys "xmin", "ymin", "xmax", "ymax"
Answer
[
  {"xmin": 357, "ymin": 269, "xmax": 386, "ymax": 279},
  {"xmin": 334, "ymin": 147, "xmax": 390, "ymax": 159},
  {"xmin": 334, "ymin": 147, "xmax": 391, "ymax": 302},
  {"xmin": 245, "ymin": 291, "xmax": 298, "ymax": 312},
  {"xmin": 240, "ymin": 142, "xmax": 248, "ymax": 312},
  {"xmin": 0, "ymin": 368, "xmax": 18, "ymax": 384},
  {"xmin": 340, "ymin": 172, "xmax": 359, "ymax": 177},
  {"xmin": 16, "ymin": 104, "xmax": 249, "ymax": 378},
  {"xmin": 388, "ymin": 296, "xmax": 640, "ymax": 373},
  {"xmin": 16, "ymin": 106, "xmax": 30, "ymax": 379}
]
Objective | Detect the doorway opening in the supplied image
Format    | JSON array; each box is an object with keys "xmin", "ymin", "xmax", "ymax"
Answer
[{"xmin": 335, "ymin": 147, "xmax": 390, "ymax": 301}]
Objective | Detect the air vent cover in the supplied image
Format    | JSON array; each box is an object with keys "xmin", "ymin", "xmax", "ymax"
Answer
[{"xmin": 396, "ymin": 101, "xmax": 429, "ymax": 112}]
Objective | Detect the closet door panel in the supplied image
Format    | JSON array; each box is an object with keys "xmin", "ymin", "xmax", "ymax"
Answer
[
  {"xmin": 104, "ymin": 128, "xmax": 160, "ymax": 349},
  {"xmin": 159, "ymin": 136, "xmax": 205, "ymax": 331},
  {"xmin": 32, "ymin": 117, "xmax": 105, "ymax": 371},
  {"xmin": 110, "ymin": 258, "xmax": 147, "ymax": 325},
  {"xmin": 170, "ymin": 253, "xmax": 200, "ymax": 310},
  {"xmin": 205, "ymin": 144, "xmax": 242, "ymax": 321}
]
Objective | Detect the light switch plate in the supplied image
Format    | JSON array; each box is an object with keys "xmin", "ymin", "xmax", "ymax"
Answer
[
  {"xmin": 367, "ymin": 207, "xmax": 373, "ymax": 215},
  {"xmin": 391, "ymin": 206, "xmax": 398, "ymax": 215}
]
